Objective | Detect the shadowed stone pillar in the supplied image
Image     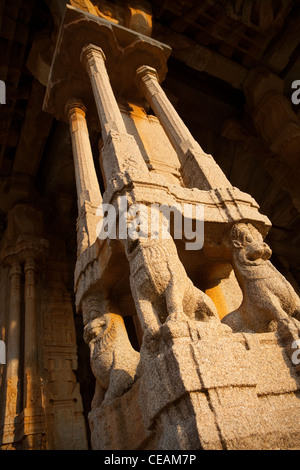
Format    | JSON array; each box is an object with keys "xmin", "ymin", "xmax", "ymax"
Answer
[
  {"xmin": 243, "ymin": 68, "xmax": 300, "ymax": 212},
  {"xmin": 244, "ymin": 69, "xmax": 300, "ymax": 167},
  {"xmin": 23, "ymin": 257, "xmax": 46, "ymax": 450},
  {"xmin": 7, "ymin": 262, "xmax": 22, "ymax": 408},
  {"xmin": 24, "ymin": 258, "xmax": 38, "ymax": 390},
  {"xmin": 2, "ymin": 261, "xmax": 22, "ymax": 445},
  {"xmin": 66, "ymin": 99, "xmax": 102, "ymax": 254},
  {"xmin": 136, "ymin": 65, "xmax": 232, "ymax": 190}
]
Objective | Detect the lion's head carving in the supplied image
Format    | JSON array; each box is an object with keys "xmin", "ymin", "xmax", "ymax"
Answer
[{"xmin": 230, "ymin": 223, "xmax": 272, "ymax": 266}]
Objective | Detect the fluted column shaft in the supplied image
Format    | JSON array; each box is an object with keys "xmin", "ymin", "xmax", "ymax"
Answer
[{"xmin": 136, "ymin": 65, "xmax": 231, "ymax": 190}]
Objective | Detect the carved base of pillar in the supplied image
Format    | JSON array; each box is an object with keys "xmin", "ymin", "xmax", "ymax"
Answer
[
  {"xmin": 1, "ymin": 408, "xmax": 47, "ymax": 450},
  {"xmin": 88, "ymin": 319, "xmax": 300, "ymax": 450}
]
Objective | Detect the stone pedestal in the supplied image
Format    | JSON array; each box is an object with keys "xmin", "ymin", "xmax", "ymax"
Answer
[{"xmin": 89, "ymin": 319, "xmax": 300, "ymax": 450}]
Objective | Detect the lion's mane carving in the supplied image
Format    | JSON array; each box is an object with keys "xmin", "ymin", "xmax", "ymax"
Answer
[
  {"xmin": 84, "ymin": 313, "xmax": 140, "ymax": 408},
  {"xmin": 128, "ymin": 235, "xmax": 220, "ymax": 336}
]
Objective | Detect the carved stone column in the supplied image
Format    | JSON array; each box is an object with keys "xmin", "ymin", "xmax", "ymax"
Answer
[
  {"xmin": 80, "ymin": 45, "xmax": 127, "ymax": 140},
  {"xmin": 66, "ymin": 99, "xmax": 102, "ymax": 254},
  {"xmin": 23, "ymin": 257, "xmax": 46, "ymax": 450},
  {"xmin": 244, "ymin": 69, "xmax": 300, "ymax": 167},
  {"xmin": 136, "ymin": 65, "xmax": 232, "ymax": 190},
  {"xmin": 242, "ymin": 69, "xmax": 300, "ymax": 213},
  {"xmin": 80, "ymin": 43, "xmax": 149, "ymax": 182},
  {"xmin": 2, "ymin": 261, "xmax": 22, "ymax": 446},
  {"xmin": 66, "ymin": 99, "xmax": 102, "ymax": 211},
  {"xmin": 7, "ymin": 262, "xmax": 22, "ymax": 408}
]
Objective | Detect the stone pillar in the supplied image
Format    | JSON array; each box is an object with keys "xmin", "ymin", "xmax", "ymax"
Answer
[
  {"xmin": 66, "ymin": 99, "xmax": 102, "ymax": 211},
  {"xmin": 24, "ymin": 258, "xmax": 39, "ymax": 390},
  {"xmin": 80, "ymin": 44, "xmax": 127, "ymax": 140},
  {"xmin": 244, "ymin": 69, "xmax": 300, "ymax": 167},
  {"xmin": 136, "ymin": 65, "xmax": 232, "ymax": 190},
  {"xmin": 66, "ymin": 99, "xmax": 102, "ymax": 254},
  {"xmin": 80, "ymin": 43, "xmax": 149, "ymax": 182},
  {"xmin": 7, "ymin": 262, "xmax": 22, "ymax": 409},
  {"xmin": 2, "ymin": 261, "xmax": 22, "ymax": 446},
  {"xmin": 243, "ymin": 69, "xmax": 300, "ymax": 212},
  {"xmin": 23, "ymin": 257, "xmax": 46, "ymax": 450}
]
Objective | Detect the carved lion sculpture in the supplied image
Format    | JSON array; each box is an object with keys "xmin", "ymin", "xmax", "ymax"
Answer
[
  {"xmin": 83, "ymin": 313, "xmax": 140, "ymax": 409},
  {"xmin": 222, "ymin": 223, "xmax": 300, "ymax": 333},
  {"xmin": 127, "ymin": 235, "xmax": 220, "ymax": 337}
]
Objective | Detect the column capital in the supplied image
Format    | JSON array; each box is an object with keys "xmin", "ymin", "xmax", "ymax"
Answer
[
  {"xmin": 80, "ymin": 43, "xmax": 106, "ymax": 71},
  {"xmin": 1, "ymin": 252, "xmax": 20, "ymax": 269},
  {"xmin": 24, "ymin": 257, "xmax": 36, "ymax": 273},
  {"xmin": 136, "ymin": 65, "xmax": 159, "ymax": 86},
  {"xmin": 65, "ymin": 98, "xmax": 87, "ymax": 120},
  {"xmin": 1, "ymin": 238, "xmax": 47, "ymax": 268},
  {"xmin": 9, "ymin": 262, "xmax": 22, "ymax": 278}
]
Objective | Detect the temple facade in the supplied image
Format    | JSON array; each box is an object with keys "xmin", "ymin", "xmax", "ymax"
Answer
[{"xmin": 1, "ymin": 0, "xmax": 300, "ymax": 450}]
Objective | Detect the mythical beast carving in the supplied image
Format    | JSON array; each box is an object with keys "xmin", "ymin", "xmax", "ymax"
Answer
[
  {"xmin": 83, "ymin": 311, "xmax": 140, "ymax": 408},
  {"xmin": 127, "ymin": 235, "xmax": 220, "ymax": 337},
  {"xmin": 222, "ymin": 223, "xmax": 300, "ymax": 333}
]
